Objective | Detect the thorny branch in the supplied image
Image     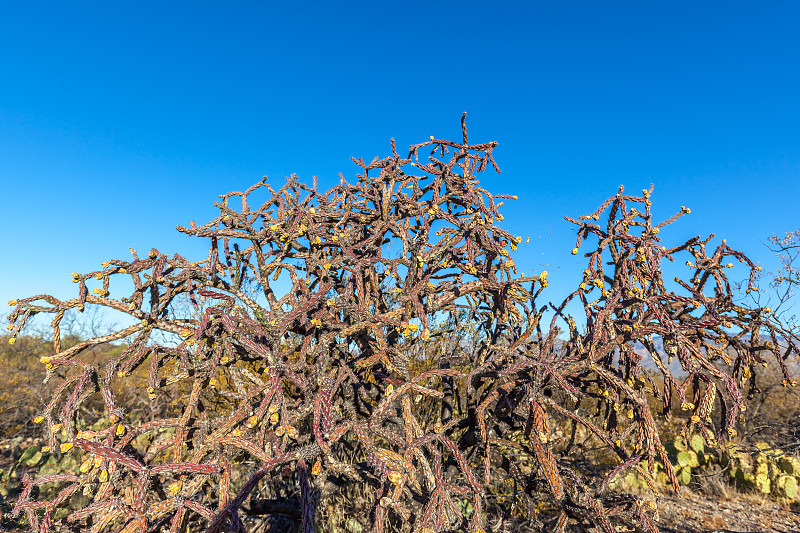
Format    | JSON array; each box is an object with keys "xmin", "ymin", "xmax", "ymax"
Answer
[{"xmin": 6, "ymin": 117, "xmax": 798, "ymax": 533}]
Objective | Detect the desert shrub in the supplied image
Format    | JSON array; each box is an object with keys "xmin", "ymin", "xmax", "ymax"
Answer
[
  {"xmin": 0, "ymin": 335, "xmax": 57, "ymax": 441},
  {"xmin": 735, "ymin": 360, "xmax": 800, "ymax": 451},
  {"xmin": 0, "ymin": 336, "xmax": 167, "ymax": 441},
  {"xmin": 735, "ymin": 229, "xmax": 800, "ymax": 451},
  {"xmin": 6, "ymin": 117, "xmax": 799, "ymax": 533}
]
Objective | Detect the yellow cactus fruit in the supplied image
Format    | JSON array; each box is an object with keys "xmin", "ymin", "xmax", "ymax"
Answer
[
  {"xmin": 79, "ymin": 458, "xmax": 94, "ymax": 473},
  {"xmin": 387, "ymin": 471, "xmax": 404, "ymax": 485}
]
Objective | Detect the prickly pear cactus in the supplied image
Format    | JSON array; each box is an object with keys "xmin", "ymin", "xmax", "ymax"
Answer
[
  {"xmin": 677, "ymin": 450, "xmax": 699, "ymax": 469},
  {"xmin": 609, "ymin": 434, "xmax": 800, "ymax": 503},
  {"xmin": 689, "ymin": 434, "xmax": 704, "ymax": 454},
  {"xmin": 779, "ymin": 456, "xmax": 800, "ymax": 476},
  {"xmin": 754, "ymin": 463, "xmax": 771, "ymax": 494},
  {"xmin": 775, "ymin": 474, "xmax": 797, "ymax": 500},
  {"xmin": 726, "ymin": 442, "xmax": 800, "ymax": 500}
]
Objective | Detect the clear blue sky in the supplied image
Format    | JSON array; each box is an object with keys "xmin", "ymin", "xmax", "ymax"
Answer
[{"xmin": 2, "ymin": 2, "xmax": 799, "ymax": 321}]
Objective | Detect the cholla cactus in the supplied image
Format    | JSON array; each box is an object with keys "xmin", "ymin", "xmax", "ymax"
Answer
[{"xmin": 6, "ymin": 116, "xmax": 799, "ymax": 533}]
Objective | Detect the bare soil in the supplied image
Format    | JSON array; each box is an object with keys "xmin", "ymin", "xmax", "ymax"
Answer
[{"xmin": 654, "ymin": 489, "xmax": 800, "ymax": 533}]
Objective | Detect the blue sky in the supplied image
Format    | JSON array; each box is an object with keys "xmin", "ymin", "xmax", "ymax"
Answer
[{"xmin": 2, "ymin": 2, "xmax": 799, "ymax": 325}]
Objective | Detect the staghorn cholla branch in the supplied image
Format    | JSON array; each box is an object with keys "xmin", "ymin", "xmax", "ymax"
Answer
[{"xmin": 6, "ymin": 115, "xmax": 798, "ymax": 533}]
